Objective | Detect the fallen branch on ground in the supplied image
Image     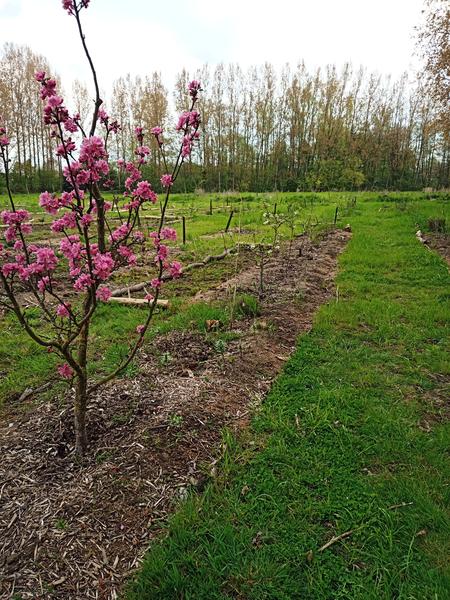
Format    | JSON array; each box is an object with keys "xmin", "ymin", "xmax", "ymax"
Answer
[
  {"xmin": 318, "ymin": 529, "xmax": 354, "ymax": 552},
  {"xmin": 109, "ymin": 297, "xmax": 169, "ymax": 308},
  {"xmin": 111, "ymin": 247, "xmax": 238, "ymax": 297}
]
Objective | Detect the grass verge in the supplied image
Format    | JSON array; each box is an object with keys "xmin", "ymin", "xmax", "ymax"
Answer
[{"xmin": 126, "ymin": 203, "xmax": 450, "ymax": 599}]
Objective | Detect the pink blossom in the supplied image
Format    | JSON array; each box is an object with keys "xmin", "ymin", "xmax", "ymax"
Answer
[
  {"xmin": 93, "ymin": 252, "xmax": 115, "ymax": 280},
  {"xmin": 144, "ymin": 293, "xmax": 154, "ymax": 303},
  {"xmin": 135, "ymin": 126, "xmax": 144, "ymax": 143},
  {"xmin": 160, "ymin": 227, "xmax": 177, "ymax": 241},
  {"xmin": 134, "ymin": 180, "xmax": 156, "ymax": 202},
  {"xmin": 51, "ymin": 211, "xmax": 78, "ymax": 232},
  {"xmin": 176, "ymin": 111, "xmax": 201, "ymax": 131},
  {"xmin": 110, "ymin": 223, "xmax": 130, "ymax": 243},
  {"xmin": 56, "ymin": 138, "xmax": 76, "ymax": 157},
  {"xmin": 63, "ymin": 160, "xmax": 80, "ymax": 181},
  {"xmin": 39, "ymin": 78, "xmax": 57, "ymax": 99},
  {"xmin": 35, "ymin": 70, "xmax": 46, "ymax": 82},
  {"xmin": 56, "ymin": 304, "xmax": 70, "ymax": 318},
  {"xmin": 62, "ymin": 0, "xmax": 75, "ymax": 13},
  {"xmin": 81, "ymin": 214, "xmax": 93, "ymax": 227},
  {"xmin": 58, "ymin": 363, "xmax": 73, "ymax": 379},
  {"xmin": 4, "ymin": 226, "xmax": 16, "ymax": 243},
  {"xmin": 117, "ymin": 245, "xmax": 136, "ymax": 265},
  {"xmin": 135, "ymin": 145, "xmax": 150, "ymax": 158},
  {"xmin": 60, "ymin": 236, "xmax": 82, "ymax": 260},
  {"xmin": 169, "ymin": 261, "xmax": 182, "ymax": 278},
  {"xmin": 47, "ymin": 95, "xmax": 64, "ymax": 108},
  {"xmin": 160, "ymin": 174, "xmax": 173, "ymax": 188},
  {"xmin": 133, "ymin": 231, "xmax": 145, "ymax": 243},
  {"xmin": 37, "ymin": 276, "xmax": 50, "ymax": 293},
  {"xmin": 136, "ymin": 324, "xmax": 145, "ymax": 335},
  {"xmin": 108, "ymin": 120, "xmax": 120, "ymax": 134},
  {"xmin": 60, "ymin": 191, "xmax": 76, "ymax": 206},
  {"xmin": 151, "ymin": 278, "xmax": 162, "ymax": 289},
  {"xmin": 95, "ymin": 159, "xmax": 109, "ymax": 175},
  {"xmin": 79, "ymin": 136, "xmax": 107, "ymax": 164},
  {"xmin": 2, "ymin": 262, "xmax": 19, "ymax": 277},
  {"xmin": 76, "ymin": 170, "xmax": 91, "ymax": 185},
  {"xmin": 0, "ymin": 135, "xmax": 9, "ymax": 147},
  {"xmin": 64, "ymin": 118, "xmax": 79, "ymax": 133},
  {"xmin": 188, "ymin": 80, "xmax": 202, "ymax": 98},
  {"xmin": 73, "ymin": 273, "xmax": 93, "ymax": 292},
  {"xmin": 96, "ymin": 286, "xmax": 112, "ymax": 302},
  {"xmin": 156, "ymin": 244, "xmax": 169, "ymax": 261},
  {"xmin": 34, "ymin": 247, "xmax": 58, "ymax": 272},
  {"xmin": 62, "ymin": 0, "xmax": 89, "ymax": 14},
  {"xmin": 1, "ymin": 209, "xmax": 30, "ymax": 225},
  {"xmin": 39, "ymin": 192, "xmax": 60, "ymax": 215}
]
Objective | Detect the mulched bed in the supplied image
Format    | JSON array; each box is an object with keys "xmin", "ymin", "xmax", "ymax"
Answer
[
  {"xmin": 423, "ymin": 232, "xmax": 450, "ymax": 267},
  {"xmin": 0, "ymin": 229, "xmax": 350, "ymax": 599}
]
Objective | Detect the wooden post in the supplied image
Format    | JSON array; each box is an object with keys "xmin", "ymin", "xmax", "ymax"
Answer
[
  {"xmin": 334, "ymin": 206, "xmax": 339, "ymax": 225},
  {"xmin": 209, "ymin": 198, "xmax": 213, "ymax": 215},
  {"xmin": 182, "ymin": 216, "xmax": 186, "ymax": 245},
  {"xmin": 181, "ymin": 216, "xmax": 186, "ymax": 245},
  {"xmin": 273, "ymin": 202, "xmax": 277, "ymax": 215},
  {"xmin": 225, "ymin": 210, "xmax": 234, "ymax": 233}
]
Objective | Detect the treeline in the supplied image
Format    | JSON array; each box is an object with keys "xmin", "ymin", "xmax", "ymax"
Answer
[{"xmin": 1, "ymin": 44, "xmax": 449, "ymax": 193}]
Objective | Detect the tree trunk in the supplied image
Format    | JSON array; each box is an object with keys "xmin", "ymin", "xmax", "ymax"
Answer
[
  {"xmin": 74, "ymin": 314, "xmax": 90, "ymax": 455},
  {"xmin": 74, "ymin": 375, "xmax": 88, "ymax": 455}
]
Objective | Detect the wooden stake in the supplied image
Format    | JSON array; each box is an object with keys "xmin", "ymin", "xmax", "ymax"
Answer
[
  {"xmin": 225, "ymin": 210, "xmax": 234, "ymax": 233},
  {"xmin": 334, "ymin": 206, "xmax": 339, "ymax": 224},
  {"xmin": 182, "ymin": 216, "xmax": 186, "ymax": 244}
]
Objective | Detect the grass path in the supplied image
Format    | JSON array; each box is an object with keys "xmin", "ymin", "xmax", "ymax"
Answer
[{"xmin": 127, "ymin": 204, "xmax": 450, "ymax": 599}]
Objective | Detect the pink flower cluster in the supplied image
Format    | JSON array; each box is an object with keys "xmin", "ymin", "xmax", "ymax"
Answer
[
  {"xmin": 1, "ymin": 239, "xmax": 59, "ymax": 285},
  {"xmin": 151, "ymin": 126, "xmax": 163, "ymax": 146},
  {"xmin": 188, "ymin": 80, "xmax": 202, "ymax": 98},
  {"xmin": 149, "ymin": 227, "xmax": 181, "ymax": 281},
  {"xmin": 98, "ymin": 109, "xmax": 120, "ymax": 134},
  {"xmin": 0, "ymin": 118, "xmax": 9, "ymax": 147},
  {"xmin": 39, "ymin": 191, "xmax": 73, "ymax": 215},
  {"xmin": 175, "ymin": 109, "xmax": 201, "ymax": 158},
  {"xmin": 62, "ymin": 0, "xmax": 90, "ymax": 16},
  {"xmin": 160, "ymin": 174, "xmax": 173, "ymax": 188}
]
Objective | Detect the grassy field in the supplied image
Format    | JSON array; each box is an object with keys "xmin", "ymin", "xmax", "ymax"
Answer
[
  {"xmin": 0, "ymin": 190, "xmax": 340, "ymax": 404},
  {"xmin": 0, "ymin": 191, "xmax": 447, "ymax": 406},
  {"xmin": 124, "ymin": 199, "xmax": 450, "ymax": 599}
]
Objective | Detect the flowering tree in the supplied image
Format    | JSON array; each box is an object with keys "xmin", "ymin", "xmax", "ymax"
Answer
[{"xmin": 0, "ymin": 0, "xmax": 201, "ymax": 454}]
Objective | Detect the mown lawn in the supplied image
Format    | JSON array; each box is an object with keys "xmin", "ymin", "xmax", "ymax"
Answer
[{"xmin": 127, "ymin": 201, "xmax": 450, "ymax": 599}]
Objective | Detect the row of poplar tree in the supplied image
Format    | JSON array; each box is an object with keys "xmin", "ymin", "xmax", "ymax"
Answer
[{"xmin": 1, "ymin": 43, "xmax": 448, "ymax": 193}]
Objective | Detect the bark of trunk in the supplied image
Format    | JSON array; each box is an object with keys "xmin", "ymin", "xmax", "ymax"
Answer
[
  {"xmin": 74, "ymin": 317, "xmax": 89, "ymax": 455},
  {"xmin": 74, "ymin": 375, "xmax": 88, "ymax": 455}
]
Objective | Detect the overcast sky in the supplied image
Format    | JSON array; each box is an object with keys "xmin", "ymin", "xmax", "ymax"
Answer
[{"xmin": 0, "ymin": 0, "xmax": 425, "ymax": 95}]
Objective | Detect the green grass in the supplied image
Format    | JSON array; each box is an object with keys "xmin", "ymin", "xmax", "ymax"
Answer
[
  {"xmin": 126, "ymin": 201, "xmax": 450, "ymax": 599},
  {"xmin": 0, "ymin": 192, "xmax": 447, "ymax": 407},
  {"xmin": 0, "ymin": 190, "xmax": 332, "ymax": 404}
]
